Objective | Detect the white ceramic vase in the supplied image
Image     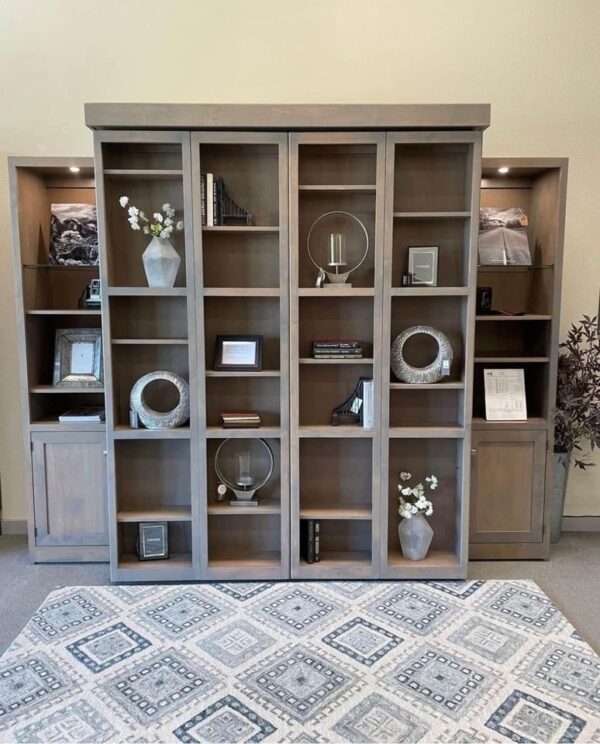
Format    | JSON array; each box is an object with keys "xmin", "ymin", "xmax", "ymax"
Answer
[
  {"xmin": 398, "ymin": 513, "xmax": 434, "ymax": 561},
  {"xmin": 142, "ymin": 237, "xmax": 181, "ymax": 288}
]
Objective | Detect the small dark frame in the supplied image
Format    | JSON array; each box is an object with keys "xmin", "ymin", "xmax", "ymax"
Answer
[{"xmin": 214, "ymin": 335, "xmax": 263, "ymax": 371}]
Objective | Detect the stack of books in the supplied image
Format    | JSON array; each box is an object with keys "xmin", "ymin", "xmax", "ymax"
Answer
[
  {"xmin": 58, "ymin": 407, "xmax": 105, "ymax": 423},
  {"xmin": 300, "ymin": 519, "xmax": 320, "ymax": 564},
  {"xmin": 312, "ymin": 340, "xmax": 363, "ymax": 359},
  {"xmin": 219, "ymin": 412, "xmax": 261, "ymax": 429}
]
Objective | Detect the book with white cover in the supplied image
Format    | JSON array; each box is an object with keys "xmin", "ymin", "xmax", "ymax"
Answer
[{"xmin": 362, "ymin": 379, "xmax": 374, "ymax": 429}]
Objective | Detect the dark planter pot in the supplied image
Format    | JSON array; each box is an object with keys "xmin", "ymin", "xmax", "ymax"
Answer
[{"xmin": 551, "ymin": 452, "xmax": 570, "ymax": 543}]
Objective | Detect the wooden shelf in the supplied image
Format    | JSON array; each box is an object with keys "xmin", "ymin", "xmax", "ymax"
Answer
[
  {"xmin": 394, "ymin": 211, "xmax": 470, "ymax": 219},
  {"xmin": 476, "ymin": 314, "xmax": 552, "ymax": 321},
  {"xmin": 299, "ymin": 506, "xmax": 371, "ymax": 520},
  {"xmin": 389, "ymin": 426, "xmax": 465, "ymax": 438},
  {"xmin": 113, "ymin": 426, "xmax": 191, "ymax": 439},
  {"xmin": 301, "ymin": 551, "xmax": 372, "ymax": 567},
  {"xmin": 387, "ymin": 548, "xmax": 460, "ymax": 569},
  {"xmin": 472, "ymin": 417, "xmax": 548, "ymax": 430},
  {"xmin": 112, "ymin": 338, "xmax": 188, "ymax": 345},
  {"xmin": 203, "ymin": 288, "xmax": 280, "ymax": 297},
  {"xmin": 26, "ymin": 309, "xmax": 101, "ymax": 316},
  {"xmin": 30, "ymin": 419, "xmax": 106, "ymax": 432},
  {"xmin": 103, "ymin": 168, "xmax": 183, "ymax": 179},
  {"xmin": 205, "ymin": 370, "xmax": 280, "ymax": 378},
  {"xmin": 23, "ymin": 263, "xmax": 99, "ymax": 271},
  {"xmin": 107, "ymin": 287, "xmax": 187, "ymax": 297},
  {"xmin": 474, "ymin": 355, "xmax": 550, "ymax": 363},
  {"xmin": 391, "ymin": 286, "xmax": 469, "ymax": 296},
  {"xmin": 30, "ymin": 385, "xmax": 104, "ymax": 394},
  {"xmin": 298, "ymin": 425, "xmax": 373, "ymax": 438},
  {"xmin": 208, "ymin": 552, "xmax": 281, "ymax": 568},
  {"xmin": 208, "ymin": 503, "xmax": 281, "ymax": 515},
  {"xmin": 118, "ymin": 552, "xmax": 192, "ymax": 570},
  {"xmin": 390, "ymin": 381, "xmax": 465, "ymax": 390},
  {"xmin": 299, "ymin": 184, "xmax": 376, "ymax": 193},
  {"xmin": 299, "ymin": 357, "xmax": 372, "ymax": 365},
  {"xmin": 477, "ymin": 264, "xmax": 554, "ymax": 273},
  {"xmin": 298, "ymin": 287, "xmax": 375, "ymax": 297},
  {"xmin": 206, "ymin": 426, "xmax": 281, "ymax": 438},
  {"xmin": 202, "ymin": 226, "xmax": 279, "ymax": 233},
  {"xmin": 117, "ymin": 506, "xmax": 192, "ymax": 522}
]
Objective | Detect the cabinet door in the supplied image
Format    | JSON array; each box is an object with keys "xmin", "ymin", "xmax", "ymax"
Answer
[
  {"xmin": 31, "ymin": 432, "xmax": 108, "ymax": 547},
  {"xmin": 470, "ymin": 429, "xmax": 546, "ymax": 543}
]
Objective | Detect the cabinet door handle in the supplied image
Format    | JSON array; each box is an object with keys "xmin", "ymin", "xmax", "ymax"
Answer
[{"xmin": 471, "ymin": 449, "xmax": 477, "ymax": 456}]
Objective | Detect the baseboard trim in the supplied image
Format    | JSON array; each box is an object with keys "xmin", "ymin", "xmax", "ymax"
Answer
[
  {"xmin": 562, "ymin": 516, "xmax": 600, "ymax": 532},
  {"xmin": 1, "ymin": 519, "xmax": 28, "ymax": 535}
]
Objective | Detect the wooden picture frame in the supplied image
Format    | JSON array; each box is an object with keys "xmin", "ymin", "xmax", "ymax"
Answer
[
  {"xmin": 52, "ymin": 328, "xmax": 103, "ymax": 388},
  {"xmin": 214, "ymin": 335, "xmax": 263, "ymax": 371}
]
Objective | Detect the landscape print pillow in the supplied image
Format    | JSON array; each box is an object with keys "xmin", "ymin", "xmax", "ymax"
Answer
[{"xmin": 50, "ymin": 203, "xmax": 99, "ymax": 265}]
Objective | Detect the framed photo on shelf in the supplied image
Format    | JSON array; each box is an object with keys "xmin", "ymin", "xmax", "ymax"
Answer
[
  {"xmin": 484, "ymin": 368, "xmax": 528, "ymax": 421},
  {"xmin": 407, "ymin": 246, "xmax": 439, "ymax": 286},
  {"xmin": 136, "ymin": 522, "xmax": 169, "ymax": 561},
  {"xmin": 214, "ymin": 335, "xmax": 263, "ymax": 371},
  {"xmin": 53, "ymin": 328, "xmax": 103, "ymax": 388}
]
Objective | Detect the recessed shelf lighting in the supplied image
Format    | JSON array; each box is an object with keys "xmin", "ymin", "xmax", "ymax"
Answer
[
  {"xmin": 68, "ymin": 166, "xmax": 81, "ymax": 173},
  {"xmin": 497, "ymin": 166, "xmax": 510, "ymax": 174}
]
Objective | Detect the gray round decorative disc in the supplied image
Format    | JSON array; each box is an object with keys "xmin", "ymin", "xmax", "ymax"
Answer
[
  {"xmin": 390, "ymin": 325, "xmax": 454, "ymax": 384},
  {"xmin": 130, "ymin": 371, "xmax": 190, "ymax": 429}
]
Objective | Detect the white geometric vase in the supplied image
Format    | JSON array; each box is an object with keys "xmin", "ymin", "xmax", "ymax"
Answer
[{"xmin": 142, "ymin": 237, "xmax": 181, "ymax": 288}]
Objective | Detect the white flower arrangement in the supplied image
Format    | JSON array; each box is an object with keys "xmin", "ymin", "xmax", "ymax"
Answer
[
  {"xmin": 397, "ymin": 471, "xmax": 438, "ymax": 519},
  {"xmin": 118, "ymin": 196, "xmax": 184, "ymax": 239}
]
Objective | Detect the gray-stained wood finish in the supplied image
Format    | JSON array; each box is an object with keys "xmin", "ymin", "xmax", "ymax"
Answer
[{"xmin": 12, "ymin": 106, "xmax": 521, "ymax": 579}]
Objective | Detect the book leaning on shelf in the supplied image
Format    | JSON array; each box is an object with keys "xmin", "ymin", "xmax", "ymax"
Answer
[
  {"xmin": 58, "ymin": 407, "xmax": 105, "ymax": 423},
  {"xmin": 300, "ymin": 519, "xmax": 320, "ymax": 564}
]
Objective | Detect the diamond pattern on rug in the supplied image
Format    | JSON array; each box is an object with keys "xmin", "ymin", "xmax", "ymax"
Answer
[
  {"xmin": 173, "ymin": 695, "xmax": 276, "ymax": 743},
  {"xmin": 101, "ymin": 648, "xmax": 218, "ymax": 725},
  {"xmin": 0, "ymin": 580, "xmax": 598, "ymax": 742},
  {"xmin": 253, "ymin": 587, "xmax": 341, "ymax": 636},
  {"xmin": 366, "ymin": 585, "xmax": 456, "ymax": 634}
]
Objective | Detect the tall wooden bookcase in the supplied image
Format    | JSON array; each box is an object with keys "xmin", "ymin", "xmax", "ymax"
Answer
[
  {"xmin": 470, "ymin": 158, "xmax": 568, "ymax": 560},
  {"xmin": 86, "ymin": 103, "xmax": 489, "ymax": 581},
  {"xmin": 9, "ymin": 157, "xmax": 109, "ymax": 562}
]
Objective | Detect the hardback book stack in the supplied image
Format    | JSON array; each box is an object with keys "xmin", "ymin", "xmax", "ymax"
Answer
[
  {"xmin": 220, "ymin": 412, "xmax": 261, "ymax": 428},
  {"xmin": 312, "ymin": 340, "xmax": 363, "ymax": 359},
  {"xmin": 300, "ymin": 519, "xmax": 320, "ymax": 564},
  {"xmin": 58, "ymin": 407, "xmax": 105, "ymax": 423}
]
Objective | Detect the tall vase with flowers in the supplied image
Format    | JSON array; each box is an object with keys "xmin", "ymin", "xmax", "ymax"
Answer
[{"xmin": 397, "ymin": 471, "xmax": 438, "ymax": 561}]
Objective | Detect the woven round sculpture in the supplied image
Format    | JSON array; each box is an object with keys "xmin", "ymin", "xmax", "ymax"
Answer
[
  {"xmin": 130, "ymin": 371, "xmax": 190, "ymax": 429},
  {"xmin": 390, "ymin": 325, "xmax": 454, "ymax": 384}
]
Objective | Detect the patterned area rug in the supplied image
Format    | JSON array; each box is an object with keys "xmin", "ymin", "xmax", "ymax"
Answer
[{"xmin": 0, "ymin": 580, "xmax": 599, "ymax": 743}]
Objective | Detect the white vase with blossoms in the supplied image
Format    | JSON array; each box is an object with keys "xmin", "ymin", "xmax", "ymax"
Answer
[
  {"xmin": 119, "ymin": 197, "xmax": 184, "ymax": 288},
  {"xmin": 397, "ymin": 471, "xmax": 438, "ymax": 561}
]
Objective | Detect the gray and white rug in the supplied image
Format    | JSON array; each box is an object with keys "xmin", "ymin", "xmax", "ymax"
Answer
[{"xmin": 0, "ymin": 580, "xmax": 599, "ymax": 743}]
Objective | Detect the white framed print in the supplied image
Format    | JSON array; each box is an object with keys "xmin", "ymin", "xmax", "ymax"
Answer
[
  {"xmin": 484, "ymin": 368, "xmax": 528, "ymax": 421},
  {"xmin": 408, "ymin": 245, "xmax": 439, "ymax": 286}
]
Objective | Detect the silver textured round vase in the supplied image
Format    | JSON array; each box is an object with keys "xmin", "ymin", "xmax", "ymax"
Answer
[
  {"xmin": 142, "ymin": 237, "xmax": 181, "ymax": 288},
  {"xmin": 398, "ymin": 514, "xmax": 434, "ymax": 561},
  {"xmin": 391, "ymin": 325, "xmax": 454, "ymax": 384},
  {"xmin": 130, "ymin": 371, "xmax": 190, "ymax": 429}
]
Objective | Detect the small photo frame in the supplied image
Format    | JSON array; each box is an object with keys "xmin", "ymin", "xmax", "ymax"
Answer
[
  {"xmin": 53, "ymin": 328, "xmax": 103, "ymax": 388},
  {"xmin": 136, "ymin": 522, "xmax": 169, "ymax": 561},
  {"xmin": 214, "ymin": 335, "xmax": 263, "ymax": 371},
  {"xmin": 408, "ymin": 246, "xmax": 439, "ymax": 286}
]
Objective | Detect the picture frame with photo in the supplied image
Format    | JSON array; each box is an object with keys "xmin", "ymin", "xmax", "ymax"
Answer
[
  {"xmin": 214, "ymin": 335, "xmax": 263, "ymax": 371},
  {"xmin": 407, "ymin": 245, "xmax": 439, "ymax": 286},
  {"xmin": 52, "ymin": 328, "xmax": 103, "ymax": 388}
]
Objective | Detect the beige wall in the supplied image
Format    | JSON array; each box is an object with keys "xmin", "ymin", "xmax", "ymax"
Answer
[{"xmin": 1, "ymin": 0, "xmax": 599, "ymax": 523}]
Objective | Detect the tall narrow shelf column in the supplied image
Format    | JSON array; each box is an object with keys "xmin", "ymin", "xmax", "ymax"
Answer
[
  {"xmin": 191, "ymin": 132, "xmax": 290, "ymax": 580},
  {"xmin": 380, "ymin": 132, "xmax": 483, "ymax": 579},
  {"xmin": 94, "ymin": 131, "xmax": 200, "ymax": 581},
  {"xmin": 289, "ymin": 132, "xmax": 386, "ymax": 578}
]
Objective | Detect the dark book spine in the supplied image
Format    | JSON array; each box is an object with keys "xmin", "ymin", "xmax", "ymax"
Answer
[
  {"xmin": 314, "ymin": 520, "xmax": 320, "ymax": 562},
  {"xmin": 213, "ymin": 179, "xmax": 218, "ymax": 226}
]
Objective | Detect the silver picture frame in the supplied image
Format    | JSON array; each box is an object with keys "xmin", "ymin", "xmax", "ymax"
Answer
[
  {"xmin": 407, "ymin": 245, "xmax": 439, "ymax": 286},
  {"xmin": 52, "ymin": 328, "xmax": 103, "ymax": 388}
]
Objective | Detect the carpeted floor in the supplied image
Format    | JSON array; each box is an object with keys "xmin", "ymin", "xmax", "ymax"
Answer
[{"xmin": 0, "ymin": 579, "xmax": 599, "ymax": 742}]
